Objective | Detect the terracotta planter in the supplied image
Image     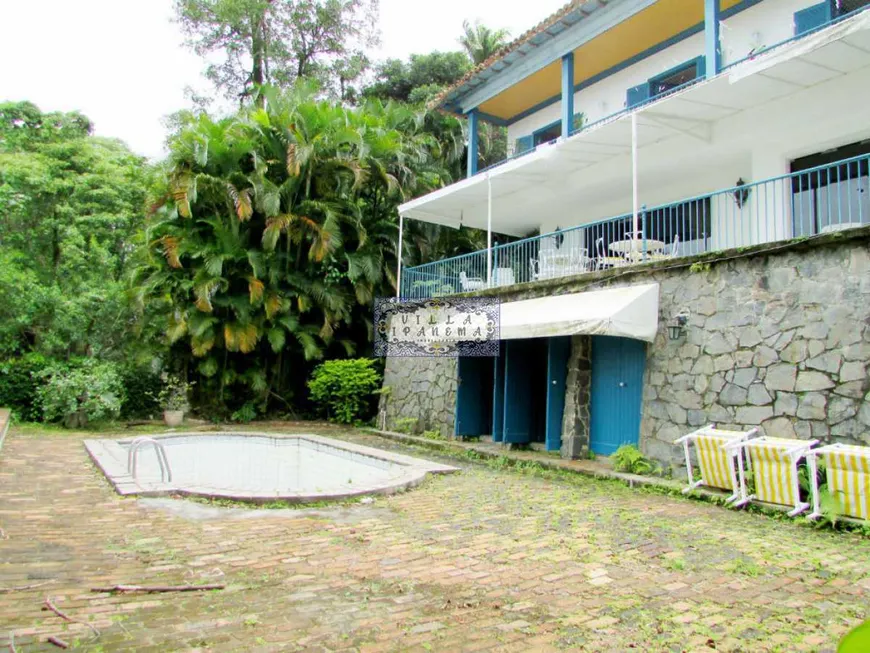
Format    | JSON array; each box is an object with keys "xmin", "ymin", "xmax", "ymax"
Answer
[{"xmin": 163, "ymin": 410, "xmax": 184, "ymax": 427}]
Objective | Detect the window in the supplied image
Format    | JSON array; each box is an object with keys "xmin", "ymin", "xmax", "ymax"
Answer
[
  {"xmin": 626, "ymin": 57, "xmax": 705, "ymax": 108},
  {"xmin": 533, "ymin": 122, "xmax": 561, "ymax": 146},
  {"xmin": 791, "ymin": 139, "xmax": 870, "ymax": 236},
  {"xmin": 648, "ymin": 58, "xmax": 705, "ymax": 98}
]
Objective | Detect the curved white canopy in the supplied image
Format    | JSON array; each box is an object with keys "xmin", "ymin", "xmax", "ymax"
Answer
[{"xmin": 499, "ymin": 282, "xmax": 660, "ymax": 342}]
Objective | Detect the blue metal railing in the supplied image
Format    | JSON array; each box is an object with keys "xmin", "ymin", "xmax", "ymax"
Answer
[
  {"xmin": 724, "ymin": 3, "xmax": 870, "ymax": 72},
  {"xmin": 401, "ymin": 153, "xmax": 870, "ymax": 298}
]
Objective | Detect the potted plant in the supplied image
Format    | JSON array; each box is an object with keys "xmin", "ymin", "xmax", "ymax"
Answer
[{"xmin": 155, "ymin": 374, "xmax": 194, "ymax": 427}]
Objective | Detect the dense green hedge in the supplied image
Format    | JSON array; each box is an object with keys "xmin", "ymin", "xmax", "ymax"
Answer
[
  {"xmin": 0, "ymin": 354, "xmax": 54, "ymax": 421},
  {"xmin": 0, "ymin": 356, "xmax": 163, "ymax": 422}
]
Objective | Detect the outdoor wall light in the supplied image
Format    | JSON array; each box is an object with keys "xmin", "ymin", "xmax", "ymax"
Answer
[
  {"xmin": 734, "ymin": 178, "xmax": 751, "ymax": 208},
  {"xmin": 668, "ymin": 311, "xmax": 689, "ymax": 341}
]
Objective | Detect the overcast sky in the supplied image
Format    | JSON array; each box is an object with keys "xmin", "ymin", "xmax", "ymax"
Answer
[{"xmin": 0, "ymin": 0, "xmax": 565, "ymax": 159}]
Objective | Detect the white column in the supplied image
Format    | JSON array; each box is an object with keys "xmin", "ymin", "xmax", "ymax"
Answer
[
  {"xmin": 631, "ymin": 112, "xmax": 639, "ymax": 240},
  {"xmin": 486, "ymin": 174, "xmax": 493, "ymax": 286},
  {"xmin": 396, "ymin": 212, "xmax": 404, "ymax": 298}
]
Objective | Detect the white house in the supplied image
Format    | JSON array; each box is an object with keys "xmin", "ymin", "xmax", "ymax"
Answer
[{"xmin": 383, "ymin": 0, "xmax": 870, "ymax": 462}]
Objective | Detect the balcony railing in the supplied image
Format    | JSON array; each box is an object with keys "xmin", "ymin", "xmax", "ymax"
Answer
[{"xmin": 401, "ymin": 153, "xmax": 870, "ymax": 299}]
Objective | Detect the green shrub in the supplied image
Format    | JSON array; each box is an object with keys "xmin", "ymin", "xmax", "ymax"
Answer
[
  {"xmin": 37, "ymin": 359, "xmax": 125, "ymax": 427},
  {"xmin": 0, "ymin": 353, "xmax": 55, "ymax": 421},
  {"xmin": 119, "ymin": 364, "xmax": 163, "ymax": 418},
  {"xmin": 307, "ymin": 358, "xmax": 382, "ymax": 424},
  {"xmin": 611, "ymin": 444, "xmax": 658, "ymax": 475},
  {"xmin": 231, "ymin": 401, "xmax": 258, "ymax": 423}
]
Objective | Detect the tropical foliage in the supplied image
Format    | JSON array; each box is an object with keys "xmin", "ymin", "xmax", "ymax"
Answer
[
  {"xmin": 0, "ymin": 15, "xmax": 515, "ymax": 425},
  {"xmin": 0, "ymin": 101, "xmax": 151, "ymax": 359},
  {"xmin": 459, "ymin": 19, "xmax": 511, "ymax": 65},
  {"xmin": 135, "ymin": 85, "xmax": 446, "ymax": 415}
]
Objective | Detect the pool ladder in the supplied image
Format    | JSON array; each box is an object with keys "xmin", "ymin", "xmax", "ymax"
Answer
[{"xmin": 127, "ymin": 437, "xmax": 172, "ymax": 483}]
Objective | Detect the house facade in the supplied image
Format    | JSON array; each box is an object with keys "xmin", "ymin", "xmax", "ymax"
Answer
[{"xmin": 382, "ymin": 0, "xmax": 870, "ymax": 464}]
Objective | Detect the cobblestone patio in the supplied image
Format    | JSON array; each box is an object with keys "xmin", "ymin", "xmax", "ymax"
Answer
[{"xmin": 1, "ymin": 424, "xmax": 867, "ymax": 652}]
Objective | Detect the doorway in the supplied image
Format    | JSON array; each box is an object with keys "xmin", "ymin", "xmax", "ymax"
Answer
[{"xmin": 589, "ymin": 336, "xmax": 646, "ymax": 455}]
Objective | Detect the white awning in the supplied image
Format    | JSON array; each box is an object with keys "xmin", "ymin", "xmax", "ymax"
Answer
[
  {"xmin": 499, "ymin": 283, "xmax": 660, "ymax": 342},
  {"xmin": 728, "ymin": 9, "xmax": 870, "ymax": 84}
]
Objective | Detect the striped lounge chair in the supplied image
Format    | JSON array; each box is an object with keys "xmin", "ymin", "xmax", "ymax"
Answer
[
  {"xmin": 674, "ymin": 425, "xmax": 754, "ymax": 503},
  {"xmin": 725, "ymin": 436, "xmax": 819, "ymax": 516},
  {"xmin": 808, "ymin": 444, "xmax": 870, "ymax": 521}
]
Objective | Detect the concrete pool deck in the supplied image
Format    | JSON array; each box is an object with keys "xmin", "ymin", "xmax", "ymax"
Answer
[
  {"xmin": 85, "ymin": 432, "xmax": 457, "ymax": 503},
  {"xmin": 1, "ymin": 423, "xmax": 868, "ymax": 651}
]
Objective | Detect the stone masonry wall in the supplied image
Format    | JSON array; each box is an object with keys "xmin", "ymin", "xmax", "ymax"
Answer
[
  {"xmin": 380, "ymin": 356, "xmax": 457, "ymax": 436},
  {"xmin": 561, "ymin": 336, "xmax": 592, "ymax": 458},
  {"xmin": 381, "ymin": 229, "xmax": 870, "ymax": 462}
]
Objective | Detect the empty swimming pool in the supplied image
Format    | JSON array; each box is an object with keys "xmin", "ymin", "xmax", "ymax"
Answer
[{"xmin": 85, "ymin": 433, "xmax": 457, "ymax": 502}]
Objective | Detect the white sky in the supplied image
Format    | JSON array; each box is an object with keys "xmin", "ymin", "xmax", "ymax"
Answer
[{"xmin": 0, "ymin": 0, "xmax": 565, "ymax": 159}]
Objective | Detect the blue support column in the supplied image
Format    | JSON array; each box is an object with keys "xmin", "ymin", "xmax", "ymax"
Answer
[
  {"xmin": 705, "ymin": 0, "xmax": 721, "ymax": 79},
  {"xmin": 561, "ymin": 52, "xmax": 575, "ymax": 138},
  {"xmin": 466, "ymin": 109, "xmax": 479, "ymax": 178}
]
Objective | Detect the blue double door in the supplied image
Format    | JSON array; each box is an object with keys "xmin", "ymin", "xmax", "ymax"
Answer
[
  {"xmin": 456, "ymin": 335, "xmax": 645, "ymax": 456},
  {"xmin": 457, "ymin": 337, "xmax": 570, "ymax": 452}
]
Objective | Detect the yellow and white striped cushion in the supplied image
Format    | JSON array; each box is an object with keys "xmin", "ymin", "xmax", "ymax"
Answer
[
  {"xmin": 695, "ymin": 436, "xmax": 734, "ymax": 491},
  {"xmin": 750, "ymin": 445, "xmax": 796, "ymax": 507},
  {"xmin": 823, "ymin": 446, "xmax": 870, "ymax": 520}
]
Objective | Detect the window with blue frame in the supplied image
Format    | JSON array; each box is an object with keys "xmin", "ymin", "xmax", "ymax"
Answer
[
  {"xmin": 795, "ymin": 0, "xmax": 870, "ymax": 35},
  {"xmin": 626, "ymin": 57, "xmax": 705, "ymax": 109},
  {"xmin": 513, "ymin": 113, "xmax": 584, "ymax": 157}
]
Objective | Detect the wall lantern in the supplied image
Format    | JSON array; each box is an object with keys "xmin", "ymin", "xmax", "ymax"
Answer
[
  {"xmin": 734, "ymin": 178, "xmax": 751, "ymax": 208},
  {"xmin": 668, "ymin": 310, "xmax": 690, "ymax": 341}
]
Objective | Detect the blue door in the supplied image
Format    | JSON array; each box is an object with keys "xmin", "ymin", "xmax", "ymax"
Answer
[
  {"xmin": 590, "ymin": 336, "xmax": 646, "ymax": 455},
  {"xmin": 455, "ymin": 357, "xmax": 486, "ymax": 436},
  {"xmin": 492, "ymin": 350, "xmax": 505, "ymax": 443},
  {"xmin": 503, "ymin": 340, "xmax": 533, "ymax": 444},
  {"xmin": 545, "ymin": 336, "xmax": 571, "ymax": 452}
]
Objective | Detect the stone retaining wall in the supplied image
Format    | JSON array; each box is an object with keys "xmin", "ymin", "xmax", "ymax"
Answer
[
  {"xmin": 382, "ymin": 229, "xmax": 870, "ymax": 463},
  {"xmin": 380, "ymin": 357, "xmax": 457, "ymax": 436}
]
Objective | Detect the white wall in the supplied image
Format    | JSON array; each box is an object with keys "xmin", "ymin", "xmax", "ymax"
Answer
[{"xmin": 507, "ymin": 0, "xmax": 821, "ymax": 147}]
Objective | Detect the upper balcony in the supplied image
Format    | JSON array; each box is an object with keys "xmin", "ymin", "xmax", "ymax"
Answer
[{"xmin": 397, "ymin": 1, "xmax": 870, "ymax": 299}]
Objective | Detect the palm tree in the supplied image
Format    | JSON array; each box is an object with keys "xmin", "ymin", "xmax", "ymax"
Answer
[
  {"xmin": 136, "ymin": 85, "xmax": 447, "ymax": 416},
  {"xmin": 459, "ymin": 20, "xmax": 511, "ymax": 65}
]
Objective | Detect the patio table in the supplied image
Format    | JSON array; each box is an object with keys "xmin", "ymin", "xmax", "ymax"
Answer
[{"xmin": 608, "ymin": 238, "xmax": 666, "ymax": 256}]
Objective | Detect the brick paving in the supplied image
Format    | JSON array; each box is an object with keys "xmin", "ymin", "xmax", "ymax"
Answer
[{"xmin": 0, "ymin": 424, "xmax": 868, "ymax": 652}]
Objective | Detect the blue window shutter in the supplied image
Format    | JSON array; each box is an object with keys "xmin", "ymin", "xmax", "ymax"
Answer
[
  {"xmin": 695, "ymin": 55, "xmax": 706, "ymax": 79},
  {"xmin": 626, "ymin": 82, "xmax": 650, "ymax": 108},
  {"xmin": 794, "ymin": 2, "xmax": 832, "ymax": 35},
  {"xmin": 515, "ymin": 135, "xmax": 533, "ymax": 155}
]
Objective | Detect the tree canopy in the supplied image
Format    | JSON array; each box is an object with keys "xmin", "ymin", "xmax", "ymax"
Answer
[
  {"xmin": 459, "ymin": 19, "xmax": 510, "ymax": 65},
  {"xmin": 0, "ymin": 101, "xmax": 151, "ymax": 359},
  {"xmin": 175, "ymin": 0, "xmax": 379, "ymax": 103}
]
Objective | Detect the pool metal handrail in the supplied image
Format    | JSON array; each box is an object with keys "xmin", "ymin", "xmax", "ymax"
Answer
[{"xmin": 127, "ymin": 436, "xmax": 172, "ymax": 484}]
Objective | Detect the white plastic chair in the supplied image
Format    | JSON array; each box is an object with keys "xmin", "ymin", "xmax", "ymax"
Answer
[
  {"xmin": 493, "ymin": 267, "xmax": 515, "ymax": 287},
  {"xmin": 595, "ymin": 237, "xmax": 625, "ymax": 270},
  {"xmin": 459, "ymin": 271, "xmax": 486, "ymax": 292},
  {"xmin": 650, "ymin": 234, "xmax": 681, "ymax": 261}
]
